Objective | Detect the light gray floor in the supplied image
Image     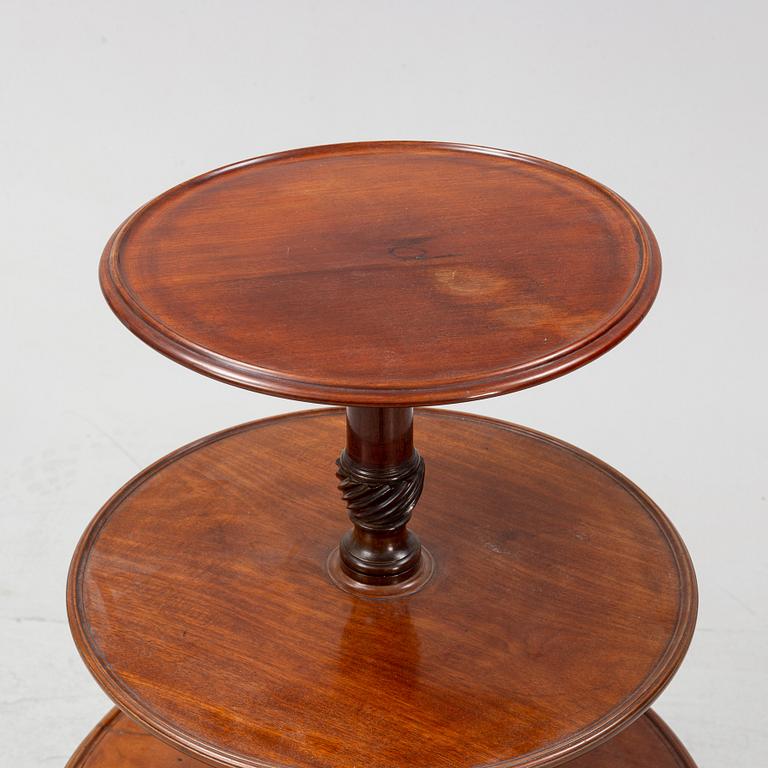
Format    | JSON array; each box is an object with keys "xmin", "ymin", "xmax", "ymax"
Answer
[{"xmin": 2, "ymin": 1, "xmax": 766, "ymax": 765}]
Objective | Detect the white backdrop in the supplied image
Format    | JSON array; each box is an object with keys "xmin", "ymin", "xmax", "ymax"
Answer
[{"xmin": 2, "ymin": 1, "xmax": 766, "ymax": 765}]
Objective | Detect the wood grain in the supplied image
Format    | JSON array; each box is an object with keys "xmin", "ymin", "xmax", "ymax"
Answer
[
  {"xmin": 66, "ymin": 709, "xmax": 697, "ymax": 768},
  {"xmin": 99, "ymin": 142, "xmax": 661, "ymax": 406},
  {"xmin": 336, "ymin": 406, "xmax": 426, "ymax": 585},
  {"xmin": 67, "ymin": 409, "xmax": 696, "ymax": 768}
]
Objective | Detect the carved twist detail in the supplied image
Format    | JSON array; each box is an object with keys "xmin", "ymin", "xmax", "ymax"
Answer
[{"xmin": 336, "ymin": 450, "xmax": 425, "ymax": 531}]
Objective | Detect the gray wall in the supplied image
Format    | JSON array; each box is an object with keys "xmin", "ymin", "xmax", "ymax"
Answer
[{"xmin": 2, "ymin": 1, "xmax": 765, "ymax": 764}]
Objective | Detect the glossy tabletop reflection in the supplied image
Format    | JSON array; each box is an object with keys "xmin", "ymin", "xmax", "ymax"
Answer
[{"xmin": 68, "ymin": 409, "xmax": 695, "ymax": 768}]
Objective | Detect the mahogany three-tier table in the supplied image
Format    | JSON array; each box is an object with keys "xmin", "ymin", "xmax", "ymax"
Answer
[{"xmin": 66, "ymin": 142, "xmax": 698, "ymax": 768}]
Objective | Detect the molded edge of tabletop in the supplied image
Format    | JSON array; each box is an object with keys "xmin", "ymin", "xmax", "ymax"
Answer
[{"xmin": 99, "ymin": 141, "xmax": 661, "ymax": 406}]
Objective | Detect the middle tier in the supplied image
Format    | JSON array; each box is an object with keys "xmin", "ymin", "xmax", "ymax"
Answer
[{"xmin": 67, "ymin": 408, "xmax": 696, "ymax": 768}]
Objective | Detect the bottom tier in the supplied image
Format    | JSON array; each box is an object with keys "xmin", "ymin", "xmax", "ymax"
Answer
[{"xmin": 67, "ymin": 709, "xmax": 696, "ymax": 768}]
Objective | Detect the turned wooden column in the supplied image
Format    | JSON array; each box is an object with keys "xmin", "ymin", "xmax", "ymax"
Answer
[{"xmin": 335, "ymin": 407, "xmax": 425, "ymax": 585}]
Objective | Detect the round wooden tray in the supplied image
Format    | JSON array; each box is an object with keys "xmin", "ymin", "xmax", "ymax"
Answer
[
  {"xmin": 66, "ymin": 708, "xmax": 697, "ymax": 768},
  {"xmin": 68, "ymin": 409, "xmax": 695, "ymax": 768},
  {"xmin": 100, "ymin": 142, "xmax": 660, "ymax": 406}
]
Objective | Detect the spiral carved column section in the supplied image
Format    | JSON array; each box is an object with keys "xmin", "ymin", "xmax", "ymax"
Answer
[{"xmin": 329, "ymin": 407, "xmax": 433, "ymax": 594}]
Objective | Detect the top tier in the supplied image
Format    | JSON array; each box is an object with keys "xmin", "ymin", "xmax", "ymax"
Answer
[{"xmin": 100, "ymin": 142, "xmax": 660, "ymax": 406}]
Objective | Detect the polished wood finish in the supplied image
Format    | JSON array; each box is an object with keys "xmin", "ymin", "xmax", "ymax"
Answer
[
  {"xmin": 68, "ymin": 409, "xmax": 696, "ymax": 768},
  {"xmin": 66, "ymin": 708, "xmax": 698, "ymax": 768},
  {"xmin": 345, "ymin": 407, "xmax": 414, "ymax": 466},
  {"xmin": 74, "ymin": 143, "xmax": 700, "ymax": 768},
  {"xmin": 100, "ymin": 142, "xmax": 660, "ymax": 406},
  {"xmin": 337, "ymin": 406, "xmax": 425, "ymax": 585},
  {"xmin": 66, "ymin": 709, "xmax": 204, "ymax": 768}
]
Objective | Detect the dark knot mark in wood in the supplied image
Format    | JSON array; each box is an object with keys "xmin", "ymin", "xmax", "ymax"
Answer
[{"xmin": 335, "ymin": 449, "xmax": 425, "ymax": 585}]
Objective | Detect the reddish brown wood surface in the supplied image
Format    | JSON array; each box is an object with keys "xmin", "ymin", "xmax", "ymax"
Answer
[
  {"xmin": 100, "ymin": 142, "xmax": 660, "ymax": 406},
  {"xmin": 68, "ymin": 409, "xmax": 695, "ymax": 768},
  {"xmin": 336, "ymin": 406, "xmax": 426, "ymax": 586},
  {"xmin": 66, "ymin": 709, "xmax": 697, "ymax": 768}
]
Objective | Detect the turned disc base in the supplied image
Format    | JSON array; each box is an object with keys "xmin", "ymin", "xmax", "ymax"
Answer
[{"xmin": 327, "ymin": 544, "xmax": 435, "ymax": 598}]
